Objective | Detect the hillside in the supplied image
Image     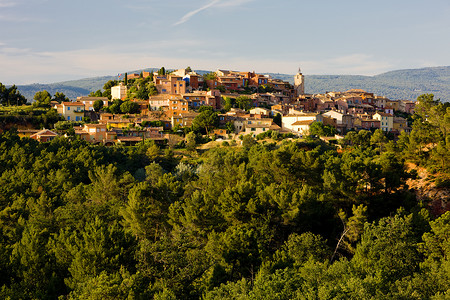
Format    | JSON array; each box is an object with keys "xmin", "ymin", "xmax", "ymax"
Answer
[
  {"xmin": 15, "ymin": 66, "xmax": 450, "ymax": 102},
  {"xmin": 268, "ymin": 66, "xmax": 450, "ymax": 101}
]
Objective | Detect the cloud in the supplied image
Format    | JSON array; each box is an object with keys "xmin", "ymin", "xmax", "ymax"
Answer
[
  {"xmin": 0, "ymin": 12, "xmax": 49, "ymax": 22},
  {"xmin": 173, "ymin": 0, "xmax": 221, "ymax": 26},
  {"xmin": 173, "ymin": 0, "xmax": 253, "ymax": 26},
  {"xmin": 0, "ymin": 42, "xmax": 216, "ymax": 84},
  {"xmin": 216, "ymin": 0, "xmax": 254, "ymax": 8},
  {"xmin": 0, "ymin": 0, "xmax": 16, "ymax": 8},
  {"xmin": 0, "ymin": 43, "xmax": 395, "ymax": 86}
]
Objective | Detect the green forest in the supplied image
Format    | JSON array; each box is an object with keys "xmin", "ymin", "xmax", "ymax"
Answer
[{"xmin": 0, "ymin": 95, "xmax": 449, "ymax": 299}]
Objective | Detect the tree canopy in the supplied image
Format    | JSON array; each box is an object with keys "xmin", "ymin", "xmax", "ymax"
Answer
[
  {"xmin": 192, "ymin": 106, "xmax": 219, "ymax": 135},
  {"xmin": 33, "ymin": 90, "xmax": 52, "ymax": 107},
  {"xmin": 0, "ymin": 93, "xmax": 449, "ymax": 299},
  {"xmin": 0, "ymin": 83, "xmax": 27, "ymax": 106}
]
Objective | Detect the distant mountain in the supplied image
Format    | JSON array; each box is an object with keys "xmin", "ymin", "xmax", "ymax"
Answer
[
  {"xmin": 15, "ymin": 66, "xmax": 450, "ymax": 102},
  {"xmin": 267, "ymin": 66, "xmax": 450, "ymax": 101}
]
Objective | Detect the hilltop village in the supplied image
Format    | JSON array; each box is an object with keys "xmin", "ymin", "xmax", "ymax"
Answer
[
  {"xmin": 2, "ymin": 67, "xmax": 450, "ymax": 300},
  {"xmin": 16, "ymin": 67, "xmax": 415, "ymax": 144}
]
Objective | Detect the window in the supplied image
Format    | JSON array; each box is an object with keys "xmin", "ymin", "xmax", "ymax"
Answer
[
  {"xmin": 67, "ymin": 107, "xmax": 70, "ymax": 111},
  {"xmin": 251, "ymin": 128, "xmax": 256, "ymax": 132},
  {"xmin": 67, "ymin": 116, "xmax": 70, "ymax": 120}
]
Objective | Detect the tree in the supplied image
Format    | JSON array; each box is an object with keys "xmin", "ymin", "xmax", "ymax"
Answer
[
  {"xmin": 89, "ymin": 90, "xmax": 103, "ymax": 97},
  {"xmin": 109, "ymin": 100, "xmax": 123, "ymax": 114},
  {"xmin": 33, "ymin": 90, "xmax": 52, "ymax": 107},
  {"xmin": 417, "ymin": 212, "xmax": 450, "ymax": 297},
  {"xmin": 309, "ymin": 122, "xmax": 336, "ymax": 137},
  {"xmin": 370, "ymin": 129, "xmax": 387, "ymax": 152},
  {"xmin": 203, "ymin": 72, "xmax": 217, "ymax": 81},
  {"xmin": 103, "ymin": 80, "xmax": 119, "ymax": 91},
  {"xmin": 53, "ymin": 92, "xmax": 69, "ymax": 103},
  {"xmin": 222, "ymin": 96, "xmax": 233, "ymax": 112},
  {"xmin": 0, "ymin": 83, "xmax": 27, "ymax": 106},
  {"xmin": 415, "ymin": 94, "xmax": 439, "ymax": 121},
  {"xmin": 236, "ymin": 96, "xmax": 252, "ymax": 111},
  {"xmin": 93, "ymin": 99, "xmax": 104, "ymax": 112},
  {"xmin": 120, "ymin": 101, "xmax": 140, "ymax": 114},
  {"xmin": 102, "ymin": 80, "xmax": 118, "ymax": 100},
  {"xmin": 185, "ymin": 132, "xmax": 197, "ymax": 152},
  {"xmin": 9, "ymin": 85, "xmax": 27, "ymax": 106},
  {"xmin": 158, "ymin": 67, "xmax": 166, "ymax": 76},
  {"xmin": 186, "ymin": 66, "xmax": 192, "ymax": 73},
  {"xmin": 226, "ymin": 121, "xmax": 235, "ymax": 134},
  {"xmin": 124, "ymin": 73, "xmax": 128, "ymax": 85},
  {"xmin": 242, "ymin": 134, "xmax": 257, "ymax": 149},
  {"xmin": 192, "ymin": 106, "xmax": 219, "ymax": 135},
  {"xmin": 0, "ymin": 82, "xmax": 6, "ymax": 105},
  {"xmin": 134, "ymin": 87, "xmax": 147, "ymax": 100},
  {"xmin": 147, "ymin": 83, "xmax": 158, "ymax": 97},
  {"xmin": 351, "ymin": 213, "xmax": 422, "ymax": 294},
  {"xmin": 273, "ymin": 113, "xmax": 282, "ymax": 127}
]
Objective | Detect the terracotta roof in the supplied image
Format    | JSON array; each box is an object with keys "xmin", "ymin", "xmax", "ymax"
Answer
[
  {"xmin": 77, "ymin": 97, "xmax": 108, "ymax": 101},
  {"xmin": 30, "ymin": 129, "xmax": 58, "ymax": 137},
  {"xmin": 393, "ymin": 117, "xmax": 407, "ymax": 123},
  {"xmin": 246, "ymin": 123, "xmax": 272, "ymax": 128},
  {"xmin": 84, "ymin": 123, "xmax": 107, "ymax": 127},
  {"xmin": 285, "ymin": 113, "xmax": 318, "ymax": 117},
  {"xmin": 374, "ymin": 112, "xmax": 393, "ymax": 117},
  {"xmin": 116, "ymin": 136, "xmax": 143, "ymax": 142},
  {"xmin": 62, "ymin": 102, "xmax": 84, "ymax": 106},
  {"xmin": 360, "ymin": 119, "xmax": 379, "ymax": 122},
  {"xmin": 292, "ymin": 120, "xmax": 314, "ymax": 126}
]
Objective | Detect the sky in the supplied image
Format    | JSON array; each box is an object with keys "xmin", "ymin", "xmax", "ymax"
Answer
[{"xmin": 0, "ymin": 0, "xmax": 449, "ymax": 85}]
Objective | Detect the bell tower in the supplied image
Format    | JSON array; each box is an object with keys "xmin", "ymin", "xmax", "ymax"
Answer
[{"xmin": 294, "ymin": 67, "xmax": 304, "ymax": 96}]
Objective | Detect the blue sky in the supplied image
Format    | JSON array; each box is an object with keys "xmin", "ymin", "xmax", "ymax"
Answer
[{"xmin": 1, "ymin": 0, "xmax": 449, "ymax": 84}]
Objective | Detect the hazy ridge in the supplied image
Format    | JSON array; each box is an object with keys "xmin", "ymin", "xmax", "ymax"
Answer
[{"xmin": 15, "ymin": 66, "xmax": 450, "ymax": 102}]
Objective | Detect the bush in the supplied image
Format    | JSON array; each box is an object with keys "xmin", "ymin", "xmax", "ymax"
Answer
[{"xmin": 222, "ymin": 141, "xmax": 230, "ymax": 147}]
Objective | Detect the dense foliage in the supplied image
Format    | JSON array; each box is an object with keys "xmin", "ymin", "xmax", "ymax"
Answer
[
  {"xmin": 0, "ymin": 83, "xmax": 27, "ymax": 106},
  {"xmin": 0, "ymin": 95, "xmax": 449, "ymax": 299}
]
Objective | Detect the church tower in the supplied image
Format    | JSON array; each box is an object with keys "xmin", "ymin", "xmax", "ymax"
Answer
[{"xmin": 294, "ymin": 67, "xmax": 305, "ymax": 96}]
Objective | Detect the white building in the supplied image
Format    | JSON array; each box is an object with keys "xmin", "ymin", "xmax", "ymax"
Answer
[{"xmin": 111, "ymin": 83, "xmax": 127, "ymax": 100}]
